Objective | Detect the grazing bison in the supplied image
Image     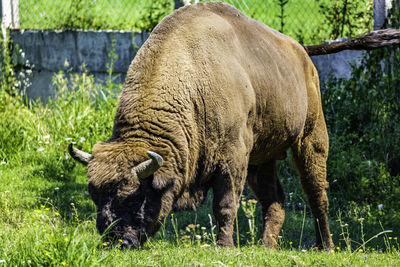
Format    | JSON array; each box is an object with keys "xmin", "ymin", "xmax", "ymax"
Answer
[{"xmin": 69, "ymin": 2, "xmax": 335, "ymax": 250}]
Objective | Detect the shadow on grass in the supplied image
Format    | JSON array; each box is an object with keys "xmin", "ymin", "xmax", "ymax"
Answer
[
  {"xmin": 40, "ymin": 182, "xmax": 97, "ymax": 221},
  {"xmin": 31, "ymin": 158, "xmax": 97, "ymax": 221}
]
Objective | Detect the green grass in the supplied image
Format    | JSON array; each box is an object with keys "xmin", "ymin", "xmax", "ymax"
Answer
[
  {"xmin": 18, "ymin": 0, "xmax": 373, "ymax": 44},
  {"xmin": 0, "ymin": 65, "xmax": 399, "ymax": 265},
  {"xmin": 1, "ymin": 160, "xmax": 399, "ymax": 266}
]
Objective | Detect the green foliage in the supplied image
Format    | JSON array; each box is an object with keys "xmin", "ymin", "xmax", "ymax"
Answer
[
  {"xmin": 317, "ymin": 0, "xmax": 373, "ymax": 40},
  {"xmin": 19, "ymin": 0, "xmax": 373, "ymax": 44},
  {"xmin": 0, "ymin": 31, "xmax": 18, "ymax": 97},
  {"xmin": 320, "ymin": 0, "xmax": 400, "ymax": 233},
  {"xmin": 19, "ymin": 0, "xmax": 174, "ymax": 31},
  {"xmin": 134, "ymin": 0, "xmax": 174, "ymax": 32},
  {"xmin": 58, "ymin": 0, "xmax": 107, "ymax": 30}
]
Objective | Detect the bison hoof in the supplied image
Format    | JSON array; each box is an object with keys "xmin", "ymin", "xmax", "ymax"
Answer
[
  {"xmin": 263, "ymin": 240, "xmax": 278, "ymax": 250},
  {"xmin": 312, "ymin": 242, "xmax": 335, "ymax": 252},
  {"xmin": 263, "ymin": 234, "xmax": 279, "ymax": 249},
  {"xmin": 120, "ymin": 239, "xmax": 139, "ymax": 249},
  {"xmin": 217, "ymin": 239, "xmax": 235, "ymax": 248}
]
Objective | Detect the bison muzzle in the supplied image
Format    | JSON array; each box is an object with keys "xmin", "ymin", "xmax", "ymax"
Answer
[{"xmin": 69, "ymin": 2, "xmax": 334, "ymax": 250}]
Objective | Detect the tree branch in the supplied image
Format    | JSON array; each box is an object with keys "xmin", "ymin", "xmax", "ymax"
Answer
[{"xmin": 303, "ymin": 29, "xmax": 400, "ymax": 56}]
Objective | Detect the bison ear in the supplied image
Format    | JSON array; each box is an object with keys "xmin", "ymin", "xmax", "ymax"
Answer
[
  {"xmin": 68, "ymin": 143, "xmax": 93, "ymax": 165},
  {"xmin": 131, "ymin": 151, "xmax": 163, "ymax": 179}
]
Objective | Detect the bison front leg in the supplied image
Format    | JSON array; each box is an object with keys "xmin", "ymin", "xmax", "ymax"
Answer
[
  {"xmin": 247, "ymin": 161, "xmax": 285, "ymax": 249},
  {"xmin": 212, "ymin": 165, "xmax": 247, "ymax": 247},
  {"xmin": 291, "ymin": 115, "xmax": 334, "ymax": 251}
]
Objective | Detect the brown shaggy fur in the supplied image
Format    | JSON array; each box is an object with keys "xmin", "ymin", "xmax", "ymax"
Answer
[{"xmin": 79, "ymin": 2, "xmax": 334, "ymax": 250}]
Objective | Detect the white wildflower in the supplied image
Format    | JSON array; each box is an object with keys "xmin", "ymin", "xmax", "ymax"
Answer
[
  {"xmin": 378, "ymin": 204, "xmax": 383, "ymax": 210},
  {"xmin": 38, "ymin": 148, "xmax": 45, "ymax": 152},
  {"xmin": 44, "ymin": 135, "xmax": 50, "ymax": 139},
  {"xmin": 80, "ymin": 137, "xmax": 86, "ymax": 142},
  {"xmin": 0, "ymin": 162, "xmax": 6, "ymax": 165},
  {"xmin": 0, "ymin": 259, "xmax": 5, "ymax": 263}
]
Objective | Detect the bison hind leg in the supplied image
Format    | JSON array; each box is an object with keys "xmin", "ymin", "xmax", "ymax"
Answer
[
  {"xmin": 291, "ymin": 115, "xmax": 334, "ymax": 251},
  {"xmin": 247, "ymin": 161, "xmax": 285, "ymax": 249}
]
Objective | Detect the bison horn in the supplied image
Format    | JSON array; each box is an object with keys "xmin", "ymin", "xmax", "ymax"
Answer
[
  {"xmin": 132, "ymin": 151, "xmax": 163, "ymax": 179},
  {"xmin": 68, "ymin": 143, "xmax": 93, "ymax": 165}
]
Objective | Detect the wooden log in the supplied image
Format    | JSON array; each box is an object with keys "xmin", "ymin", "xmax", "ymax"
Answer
[{"xmin": 303, "ymin": 29, "xmax": 400, "ymax": 56}]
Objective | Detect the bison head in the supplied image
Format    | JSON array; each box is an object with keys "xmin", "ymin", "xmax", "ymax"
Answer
[{"xmin": 68, "ymin": 143, "xmax": 168, "ymax": 248}]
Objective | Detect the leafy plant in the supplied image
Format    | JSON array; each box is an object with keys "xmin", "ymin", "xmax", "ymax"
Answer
[
  {"xmin": 316, "ymin": 0, "xmax": 373, "ymax": 40},
  {"xmin": 0, "ymin": 30, "xmax": 20, "ymax": 97},
  {"xmin": 59, "ymin": 0, "xmax": 107, "ymax": 30},
  {"xmin": 240, "ymin": 197, "xmax": 258, "ymax": 246},
  {"xmin": 320, "ymin": 0, "xmax": 400, "ymax": 232},
  {"xmin": 134, "ymin": 0, "xmax": 174, "ymax": 32}
]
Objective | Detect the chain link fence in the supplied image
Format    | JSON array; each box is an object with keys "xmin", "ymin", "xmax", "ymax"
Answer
[{"xmin": 19, "ymin": 0, "xmax": 373, "ymax": 44}]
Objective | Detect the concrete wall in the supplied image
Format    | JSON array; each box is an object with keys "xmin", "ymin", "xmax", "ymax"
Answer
[
  {"xmin": 11, "ymin": 29, "xmax": 364, "ymax": 99},
  {"xmin": 311, "ymin": 38, "xmax": 365, "ymax": 82},
  {"xmin": 11, "ymin": 30, "xmax": 149, "ymax": 99}
]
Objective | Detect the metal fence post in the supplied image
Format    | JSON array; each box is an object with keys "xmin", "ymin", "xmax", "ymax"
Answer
[
  {"xmin": 1, "ymin": 0, "xmax": 20, "ymax": 29},
  {"xmin": 1, "ymin": 0, "xmax": 19, "ymax": 43},
  {"xmin": 2, "ymin": 0, "xmax": 19, "ymax": 52},
  {"xmin": 374, "ymin": 0, "xmax": 392, "ymax": 29}
]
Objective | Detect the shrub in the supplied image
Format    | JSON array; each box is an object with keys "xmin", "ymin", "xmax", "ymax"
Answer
[
  {"xmin": 320, "ymin": 0, "xmax": 400, "ymax": 231},
  {"xmin": 134, "ymin": 0, "xmax": 174, "ymax": 31}
]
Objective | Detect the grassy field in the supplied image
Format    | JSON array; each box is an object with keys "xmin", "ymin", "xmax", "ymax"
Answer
[
  {"xmin": 0, "ymin": 60, "xmax": 400, "ymax": 266},
  {"xmin": 18, "ymin": 0, "xmax": 373, "ymax": 44}
]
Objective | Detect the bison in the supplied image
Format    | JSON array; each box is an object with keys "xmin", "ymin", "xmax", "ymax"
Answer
[{"xmin": 69, "ymin": 2, "xmax": 335, "ymax": 250}]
